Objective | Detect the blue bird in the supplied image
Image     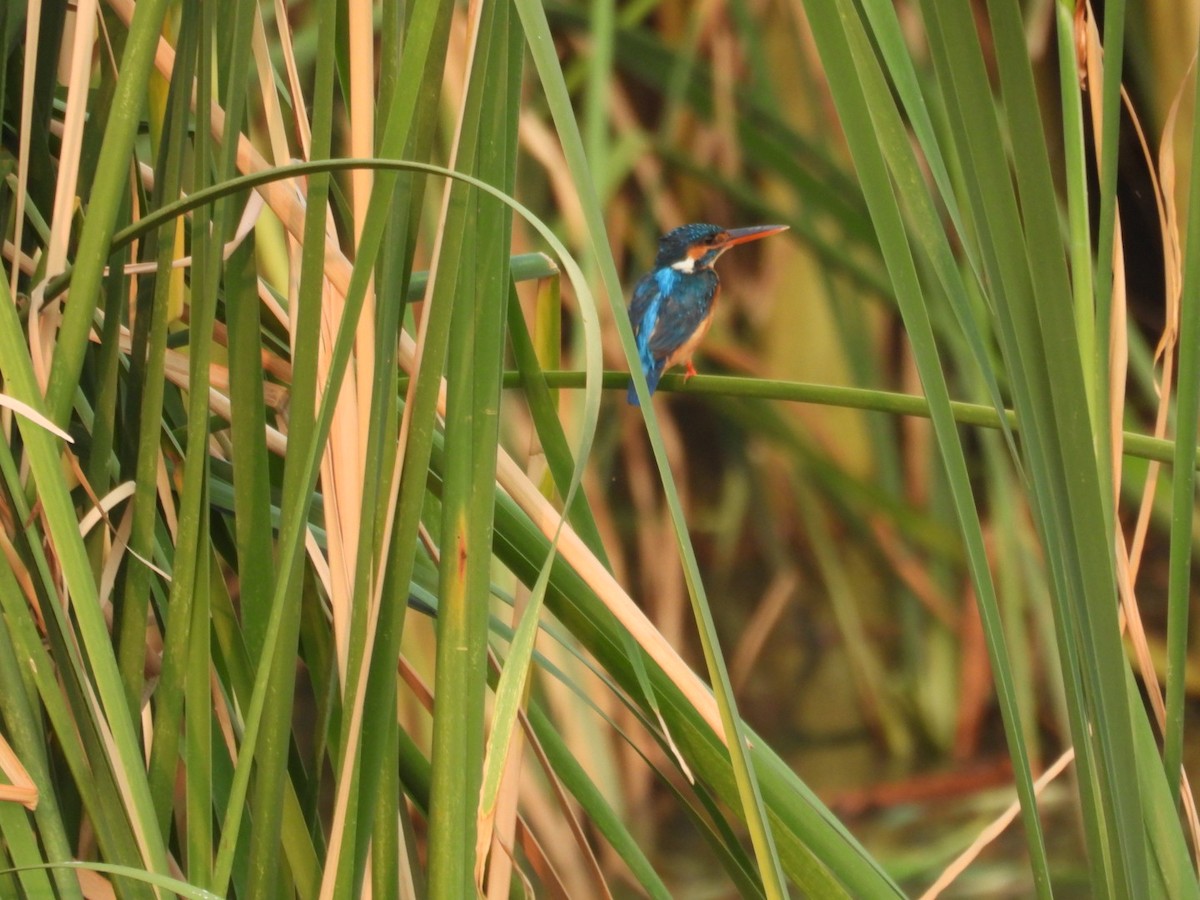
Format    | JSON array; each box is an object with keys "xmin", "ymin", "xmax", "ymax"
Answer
[{"xmin": 626, "ymin": 223, "xmax": 788, "ymax": 405}]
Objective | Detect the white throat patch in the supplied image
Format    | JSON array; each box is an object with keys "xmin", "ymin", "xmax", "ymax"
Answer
[{"xmin": 670, "ymin": 255, "xmax": 697, "ymax": 273}]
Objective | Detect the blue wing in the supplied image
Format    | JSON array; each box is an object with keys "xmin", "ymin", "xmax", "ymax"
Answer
[
  {"xmin": 647, "ymin": 271, "xmax": 716, "ymax": 361},
  {"xmin": 626, "ymin": 272, "xmax": 666, "ymax": 405},
  {"xmin": 626, "ymin": 268, "xmax": 718, "ymax": 406}
]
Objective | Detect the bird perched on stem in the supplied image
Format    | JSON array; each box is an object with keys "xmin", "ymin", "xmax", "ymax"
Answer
[{"xmin": 626, "ymin": 223, "xmax": 788, "ymax": 406}]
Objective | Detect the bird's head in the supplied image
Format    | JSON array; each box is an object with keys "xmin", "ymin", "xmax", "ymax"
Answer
[{"xmin": 654, "ymin": 223, "xmax": 789, "ymax": 273}]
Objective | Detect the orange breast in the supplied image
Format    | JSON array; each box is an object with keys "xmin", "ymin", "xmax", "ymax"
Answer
[{"xmin": 664, "ymin": 306, "xmax": 716, "ymax": 370}]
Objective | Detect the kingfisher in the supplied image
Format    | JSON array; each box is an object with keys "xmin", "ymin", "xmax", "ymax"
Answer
[{"xmin": 626, "ymin": 223, "xmax": 788, "ymax": 406}]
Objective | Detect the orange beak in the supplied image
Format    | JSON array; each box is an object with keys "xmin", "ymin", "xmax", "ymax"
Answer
[{"xmin": 715, "ymin": 224, "xmax": 790, "ymax": 249}]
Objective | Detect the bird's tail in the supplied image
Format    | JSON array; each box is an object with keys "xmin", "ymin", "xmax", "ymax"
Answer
[{"xmin": 626, "ymin": 364, "xmax": 662, "ymax": 406}]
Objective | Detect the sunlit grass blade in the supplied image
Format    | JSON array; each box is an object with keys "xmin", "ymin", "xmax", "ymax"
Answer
[{"xmin": 427, "ymin": 2, "xmax": 512, "ymax": 891}]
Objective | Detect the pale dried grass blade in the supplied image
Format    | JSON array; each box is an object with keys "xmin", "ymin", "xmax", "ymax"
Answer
[
  {"xmin": 730, "ymin": 568, "xmax": 799, "ymax": 693},
  {"xmin": 610, "ymin": 86, "xmax": 685, "ymax": 229},
  {"xmin": 1150, "ymin": 46, "xmax": 1200, "ymax": 856},
  {"xmin": 251, "ymin": 9, "xmax": 292, "ymax": 166},
  {"xmin": 97, "ymin": 501, "xmax": 140, "ymax": 618},
  {"xmin": 1123, "ymin": 67, "xmax": 1186, "ymax": 576},
  {"xmin": 77, "ymin": 676, "xmax": 159, "ymax": 871},
  {"xmin": 481, "ymin": 702, "xmax": 525, "ymax": 899},
  {"xmin": 317, "ymin": 273, "xmax": 359, "ymax": 682},
  {"xmin": 75, "ymin": 868, "xmax": 116, "ymax": 900},
  {"xmin": 0, "ymin": 731, "xmax": 38, "ymax": 810},
  {"xmin": 9, "ymin": 0, "xmax": 41, "ymax": 302},
  {"xmin": 155, "ymin": 443, "xmax": 179, "ymax": 541},
  {"xmin": 0, "ymin": 529, "xmax": 43, "ymax": 632},
  {"xmin": 271, "ymin": 0, "xmax": 312, "ymax": 158},
  {"xmin": 32, "ymin": 0, "xmax": 101, "ymax": 388},
  {"xmin": 519, "ymin": 113, "xmax": 588, "ymax": 245},
  {"xmin": 77, "ymin": 481, "xmax": 136, "ymax": 538},
  {"xmin": 920, "ymin": 748, "xmax": 1075, "ymax": 899},
  {"xmin": 493, "ymin": 446, "xmax": 724, "ymax": 739},
  {"xmin": 100, "ymin": 325, "xmax": 290, "ymax": 412},
  {"xmin": 346, "ymin": 0, "xmax": 377, "ymax": 442},
  {"xmin": 0, "ymin": 393, "xmax": 74, "ymax": 442},
  {"xmin": 304, "ymin": 527, "xmax": 334, "ymax": 608},
  {"xmin": 2, "ymin": 240, "xmax": 39, "ymax": 278}
]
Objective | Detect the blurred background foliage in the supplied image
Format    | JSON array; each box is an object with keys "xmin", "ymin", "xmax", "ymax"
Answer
[{"xmin": 1, "ymin": 0, "xmax": 1200, "ymax": 897}]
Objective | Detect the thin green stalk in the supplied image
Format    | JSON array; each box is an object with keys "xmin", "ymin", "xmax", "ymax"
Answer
[
  {"xmin": 1091, "ymin": 0, "xmax": 1128, "ymax": 518},
  {"xmin": 225, "ymin": 230, "xmax": 275, "ymax": 676},
  {"xmin": 1163, "ymin": 13, "xmax": 1200, "ymax": 810},
  {"xmin": 0, "ymin": 770, "xmax": 52, "ymax": 898},
  {"xmin": 239, "ymin": 0, "xmax": 337, "ymax": 884},
  {"xmin": 429, "ymin": 223, "xmax": 487, "ymax": 894},
  {"xmin": 84, "ymin": 223, "xmax": 128, "ymax": 577},
  {"xmin": 115, "ymin": 0, "xmax": 199, "ymax": 720},
  {"xmin": 584, "ymin": 0, "xmax": 613, "ymax": 197},
  {"xmin": 1055, "ymin": 0, "xmax": 1096, "ymax": 414},
  {"xmin": 185, "ymin": 521, "xmax": 213, "ymax": 888},
  {"xmin": 149, "ymin": 0, "xmax": 259, "ymax": 853},
  {"xmin": 512, "ymin": 370, "xmax": 1194, "ymax": 469},
  {"xmin": 429, "ymin": 3, "xmax": 519, "ymax": 889}
]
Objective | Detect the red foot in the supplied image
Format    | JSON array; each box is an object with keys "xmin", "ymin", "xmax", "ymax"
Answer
[{"xmin": 684, "ymin": 360, "xmax": 698, "ymax": 380}]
